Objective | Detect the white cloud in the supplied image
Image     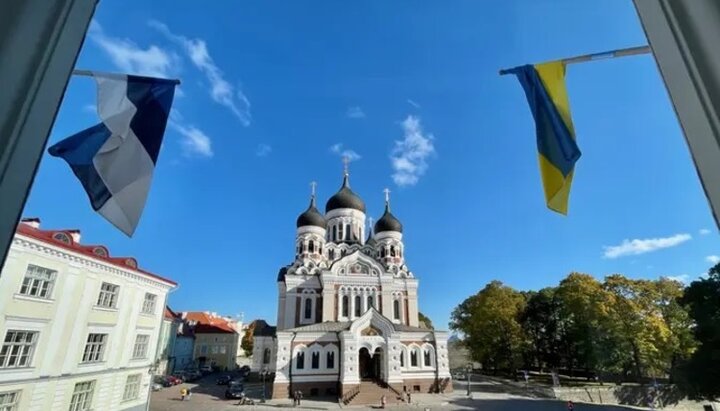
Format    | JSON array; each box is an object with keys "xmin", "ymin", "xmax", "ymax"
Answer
[
  {"xmin": 346, "ymin": 106, "xmax": 366, "ymax": 119},
  {"xmin": 602, "ymin": 233, "xmax": 692, "ymax": 259},
  {"xmin": 706, "ymin": 255, "xmax": 720, "ymax": 264},
  {"xmin": 390, "ymin": 115, "xmax": 435, "ymax": 186},
  {"xmin": 700, "ymin": 228, "xmax": 712, "ymax": 235},
  {"xmin": 149, "ymin": 20, "xmax": 251, "ymax": 126},
  {"xmin": 663, "ymin": 274, "xmax": 690, "ymax": 284},
  {"xmin": 407, "ymin": 99, "xmax": 421, "ymax": 109},
  {"xmin": 82, "ymin": 104, "xmax": 96, "ymax": 114},
  {"xmin": 169, "ymin": 122, "xmax": 213, "ymax": 158},
  {"xmin": 256, "ymin": 144, "xmax": 272, "ymax": 157},
  {"xmin": 88, "ymin": 21, "xmax": 177, "ymax": 78},
  {"xmin": 330, "ymin": 143, "xmax": 361, "ymax": 161}
]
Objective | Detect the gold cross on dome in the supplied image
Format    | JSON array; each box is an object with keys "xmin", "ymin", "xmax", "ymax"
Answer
[
  {"xmin": 383, "ymin": 188, "xmax": 391, "ymax": 203},
  {"xmin": 310, "ymin": 181, "xmax": 317, "ymax": 197},
  {"xmin": 342, "ymin": 155, "xmax": 350, "ymax": 176}
]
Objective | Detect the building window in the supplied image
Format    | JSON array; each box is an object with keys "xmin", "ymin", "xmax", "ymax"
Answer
[
  {"xmin": 390, "ymin": 246, "xmax": 396, "ymax": 257},
  {"xmin": 69, "ymin": 380, "xmax": 94, "ymax": 411},
  {"xmin": 96, "ymin": 283, "xmax": 119, "ymax": 308},
  {"xmin": 19, "ymin": 264, "xmax": 56, "ymax": 299},
  {"xmin": 311, "ymin": 352, "xmax": 320, "ymax": 369},
  {"xmin": 308, "ymin": 240, "xmax": 314, "ymax": 253},
  {"xmin": 326, "ymin": 351, "xmax": 335, "ymax": 369},
  {"xmin": 220, "ymin": 346, "xmax": 227, "ymax": 354},
  {"xmin": 393, "ymin": 300, "xmax": 400, "ymax": 320},
  {"xmin": 410, "ymin": 349, "xmax": 418, "ymax": 367},
  {"xmin": 0, "ymin": 330, "xmax": 37, "ymax": 368},
  {"xmin": 380, "ymin": 248, "xmax": 386, "ymax": 258},
  {"xmin": 0, "ymin": 391, "xmax": 20, "ymax": 411},
  {"xmin": 400, "ymin": 351, "xmax": 404, "ymax": 367},
  {"xmin": 263, "ymin": 348, "xmax": 271, "ymax": 364},
  {"xmin": 122, "ymin": 374, "xmax": 141, "ymax": 401},
  {"xmin": 332, "ymin": 226, "xmax": 337, "ymax": 241},
  {"xmin": 82, "ymin": 334, "xmax": 107, "ymax": 363},
  {"xmin": 132, "ymin": 335, "xmax": 149, "ymax": 359},
  {"xmin": 424, "ymin": 349, "xmax": 432, "ymax": 367},
  {"xmin": 296, "ymin": 351, "xmax": 304, "ymax": 369},
  {"xmin": 141, "ymin": 293, "xmax": 157, "ymax": 314},
  {"xmin": 345, "ymin": 224, "xmax": 351, "ymax": 240},
  {"xmin": 200, "ymin": 345, "xmax": 207, "ymax": 354},
  {"xmin": 367, "ymin": 295, "xmax": 374, "ymax": 309},
  {"xmin": 341, "ymin": 295, "xmax": 348, "ymax": 317},
  {"xmin": 304, "ymin": 298, "xmax": 312, "ymax": 320},
  {"xmin": 211, "ymin": 346, "xmax": 219, "ymax": 354},
  {"xmin": 354, "ymin": 295, "xmax": 361, "ymax": 317}
]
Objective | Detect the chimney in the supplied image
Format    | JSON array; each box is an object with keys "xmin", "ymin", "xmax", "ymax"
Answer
[
  {"xmin": 68, "ymin": 229, "xmax": 81, "ymax": 243},
  {"xmin": 20, "ymin": 218, "xmax": 40, "ymax": 229}
]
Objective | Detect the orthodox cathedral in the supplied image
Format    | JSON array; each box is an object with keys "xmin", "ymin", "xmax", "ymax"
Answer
[{"xmin": 253, "ymin": 165, "xmax": 452, "ymax": 402}]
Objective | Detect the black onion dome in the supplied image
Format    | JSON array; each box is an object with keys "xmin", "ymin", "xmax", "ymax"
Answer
[
  {"xmin": 296, "ymin": 197, "xmax": 326, "ymax": 228},
  {"xmin": 374, "ymin": 204, "xmax": 403, "ymax": 233},
  {"xmin": 325, "ymin": 175, "xmax": 366, "ymax": 213}
]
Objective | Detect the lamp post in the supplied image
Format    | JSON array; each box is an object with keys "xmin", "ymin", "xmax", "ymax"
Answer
[
  {"xmin": 466, "ymin": 364, "xmax": 472, "ymax": 396},
  {"xmin": 261, "ymin": 367, "xmax": 269, "ymax": 403}
]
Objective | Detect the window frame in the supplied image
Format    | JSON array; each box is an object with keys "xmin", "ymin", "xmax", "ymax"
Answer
[
  {"xmin": 81, "ymin": 333, "xmax": 107, "ymax": 363},
  {"xmin": 122, "ymin": 374, "xmax": 141, "ymax": 402},
  {"xmin": 341, "ymin": 295, "xmax": 349, "ymax": 317},
  {"xmin": 69, "ymin": 380, "xmax": 95, "ymax": 411},
  {"xmin": 0, "ymin": 330, "xmax": 38, "ymax": 369},
  {"xmin": 0, "ymin": 390, "xmax": 20, "ymax": 411},
  {"xmin": 311, "ymin": 351, "xmax": 320, "ymax": 369},
  {"xmin": 326, "ymin": 351, "xmax": 335, "ymax": 369},
  {"xmin": 19, "ymin": 264, "xmax": 56, "ymax": 299},
  {"xmin": 354, "ymin": 295, "xmax": 362, "ymax": 317},
  {"xmin": 141, "ymin": 293, "xmax": 157, "ymax": 315},
  {"xmin": 96, "ymin": 282, "xmax": 119, "ymax": 309},
  {"xmin": 296, "ymin": 351, "xmax": 305, "ymax": 370},
  {"xmin": 131, "ymin": 334, "xmax": 149, "ymax": 360}
]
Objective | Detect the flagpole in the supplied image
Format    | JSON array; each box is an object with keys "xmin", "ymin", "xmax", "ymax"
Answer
[
  {"xmin": 72, "ymin": 69, "xmax": 181, "ymax": 85},
  {"xmin": 499, "ymin": 45, "xmax": 651, "ymax": 75}
]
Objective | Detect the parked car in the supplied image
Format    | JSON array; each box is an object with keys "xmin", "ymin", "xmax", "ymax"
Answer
[
  {"xmin": 216, "ymin": 375, "xmax": 233, "ymax": 385},
  {"xmin": 151, "ymin": 383, "xmax": 163, "ymax": 392},
  {"xmin": 239, "ymin": 365, "xmax": 251, "ymax": 373},
  {"xmin": 166, "ymin": 375, "xmax": 182, "ymax": 385},
  {"xmin": 154, "ymin": 376, "xmax": 172, "ymax": 387},
  {"xmin": 229, "ymin": 377, "xmax": 244, "ymax": 386},
  {"xmin": 225, "ymin": 384, "xmax": 245, "ymax": 399},
  {"xmin": 200, "ymin": 365, "xmax": 213, "ymax": 374},
  {"xmin": 184, "ymin": 370, "xmax": 202, "ymax": 381},
  {"xmin": 453, "ymin": 372, "xmax": 467, "ymax": 380}
]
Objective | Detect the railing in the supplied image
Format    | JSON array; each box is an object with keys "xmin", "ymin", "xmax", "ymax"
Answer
[
  {"xmin": 341, "ymin": 385, "xmax": 360, "ymax": 405},
  {"xmin": 382, "ymin": 381, "xmax": 404, "ymax": 401}
]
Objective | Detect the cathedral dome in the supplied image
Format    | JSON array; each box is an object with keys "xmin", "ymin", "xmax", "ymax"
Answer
[
  {"xmin": 296, "ymin": 196, "xmax": 326, "ymax": 228},
  {"xmin": 325, "ymin": 175, "xmax": 366, "ymax": 213},
  {"xmin": 374, "ymin": 204, "xmax": 403, "ymax": 233}
]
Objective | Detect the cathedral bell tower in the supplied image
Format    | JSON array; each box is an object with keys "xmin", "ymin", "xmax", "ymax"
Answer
[
  {"xmin": 295, "ymin": 182, "xmax": 326, "ymax": 263},
  {"xmin": 325, "ymin": 157, "xmax": 366, "ymax": 246}
]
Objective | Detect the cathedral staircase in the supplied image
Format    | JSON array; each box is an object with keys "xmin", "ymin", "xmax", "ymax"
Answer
[{"xmin": 346, "ymin": 380, "xmax": 404, "ymax": 406}]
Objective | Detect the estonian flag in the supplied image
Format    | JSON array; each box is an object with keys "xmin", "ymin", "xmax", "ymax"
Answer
[
  {"xmin": 506, "ymin": 62, "xmax": 581, "ymax": 215},
  {"xmin": 48, "ymin": 72, "xmax": 177, "ymax": 236}
]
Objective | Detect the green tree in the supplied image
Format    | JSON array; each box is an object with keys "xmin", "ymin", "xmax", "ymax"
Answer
[
  {"xmin": 241, "ymin": 321, "xmax": 257, "ymax": 357},
  {"xmin": 521, "ymin": 287, "xmax": 562, "ymax": 370},
  {"xmin": 450, "ymin": 281, "xmax": 527, "ymax": 374},
  {"xmin": 677, "ymin": 264, "xmax": 720, "ymax": 400},
  {"xmin": 418, "ymin": 312, "xmax": 434, "ymax": 329}
]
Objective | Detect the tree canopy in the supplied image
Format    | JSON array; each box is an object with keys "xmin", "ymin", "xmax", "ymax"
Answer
[{"xmin": 418, "ymin": 312, "xmax": 434, "ymax": 329}]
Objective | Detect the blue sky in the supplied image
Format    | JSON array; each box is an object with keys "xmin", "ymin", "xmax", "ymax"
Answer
[{"xmin": 22, "ymin": 0, "xmax": 720, "ymax": 329}]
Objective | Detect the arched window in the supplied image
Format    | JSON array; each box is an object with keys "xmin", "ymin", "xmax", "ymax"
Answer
[
  {"xmin": 354, "ymin": 295, "xmax": 362, "ymax": 317},
  {"xmin": 367, "ymin": 295, "xmax": 374, "ymax": 309},
  {"xmin": 326, "ymin": 351, "xmax": 335, "ymax": 369},
  {"xmin": 390, "ymin": 246, "xmax": 396, "ymax": 257},
  {"xmin": 309, "ymin": 240, "xmax": 315, "ymax": 253},
  {"xmin": 297, "ymin": 243, "xmax": 301, "ymax": 254},
  {"xmin": 424, "ymin": 349, "xmax": 431, "ymax": 367},
  {"xmin": 381, "ymin": 248, "xmax": 386, "ymax": 258},
  {"xmin": 304, "ymin": 298, "xmax": 312, "ymax": 319},
  {"xmin": 296, "ymin": 351, "xmax": 305, "ymax": 369},
  {"xmin": 410, "ymin": 349, "xmax": 418, "ymax": 367},
  {"xmin": 302, "ymin": 242, "xmax": 307, "ymax": 253},
  {"xmin": 263, "ymin": 348, "xmax": 271, "ymax": 364},
  {"xmin": 342, "ymin": 295, "xmax": 349, "ymax": 317},
  {"xmin": 311, "ymin": 352, "xmax": 320, "ymax": 369},
  {"xmin": 345, "ymin": 224, "xmax": 351, "ymax": 240},
  {"xmin": 332, "ymin": 226, "xmax": 337, "ymax": 241},
  {"xmin": 330, "ymin": 249, "xmax": 335, "ymax": 260},
  {"xmin": 338, "ymin": 225, "xmax": 344, "ymax": 241},
  {"xmin": 393, "ymin": 299, "xmax": 400, "ymax": 320},
  {"xmin": 400, "ymin": 350, "xmax": 405, "ymax": 367}
]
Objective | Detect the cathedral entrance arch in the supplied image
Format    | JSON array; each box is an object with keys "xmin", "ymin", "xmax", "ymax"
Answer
[{"xmin": 358, "ymin": 347, "xmax": 382, "ymax": 380}]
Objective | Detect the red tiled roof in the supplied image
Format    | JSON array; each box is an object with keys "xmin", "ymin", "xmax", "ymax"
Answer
[
  {"xmin": 164, "ymin": 306, "xmax": 179, "ymax": 320},
  {"xmin": 184, "ymin": 312, "xmax": 237, "ymax": 334},
  {"xmin": 16, "ymin": 219, "xmax": 177, "ymax": 286}
]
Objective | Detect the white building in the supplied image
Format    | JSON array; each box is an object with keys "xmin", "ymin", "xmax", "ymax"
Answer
[
  {"xmin": 254, "ymin": 168, "xmax": 452, "ymax": 404},
  {"xmin": 0, "ymin": 218, "xmax": 176, "ymax": 411}
]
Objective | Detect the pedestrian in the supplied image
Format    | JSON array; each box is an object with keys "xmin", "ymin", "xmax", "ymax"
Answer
[
  {"xmin": 567, "ymin": 400, "xmax": 574, "ymax": 411},
  {"xmin": 381, "ymin": 394, "xmax": 387, "ymax": 409},
  {"xmin": 180, "ymin": 387, "xmax": 187, "ymax": 401},
  {"xmin": 407, "ymin": 391, "xmax": 412, "ymax": 404},
  {"xmin": 297, "ymin": 390, "xmax": 303, "ymax": 406},
  {"xmin": 402, "ymin": 387, "xmax": 408, "ymax": 403},
  {"xmin": 292, "ymin": 390, "xmax": 298, "ymax": 407}
]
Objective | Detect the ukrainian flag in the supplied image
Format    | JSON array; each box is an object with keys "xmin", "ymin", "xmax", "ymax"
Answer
[{"xmin": 506, "ymin": 61, "xmax": 581, "ymax": 215}]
